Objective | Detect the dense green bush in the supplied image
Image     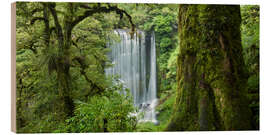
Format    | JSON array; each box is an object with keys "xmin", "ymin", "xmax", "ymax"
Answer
[{"xmin": 59, "ymin": 82, "xmax": 137, "ymax": 132}]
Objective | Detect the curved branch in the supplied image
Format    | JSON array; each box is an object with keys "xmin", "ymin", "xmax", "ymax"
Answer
[
  {"xmin": 30, "ymin": 17, "xmax": 46, "ymax": 25},
  {"xmin": 107, "ymin": 4, "xmax": 135, "ymax": 32},
  {"xmin": 71, "ymin": 4, "xmax": 135, "ymax": 32},
  {"xmin": 31, "ymin": 8, "xmax": 43, "ymax": 15}
]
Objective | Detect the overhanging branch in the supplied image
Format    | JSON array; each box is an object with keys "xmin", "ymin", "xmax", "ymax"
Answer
[
  {"xmin": 31, "ymin": 8, "xmax": 43, "ymax": 15},
  {"xmin": 71, "ymin": 4, "xmax": 135, "ymax": 32}
]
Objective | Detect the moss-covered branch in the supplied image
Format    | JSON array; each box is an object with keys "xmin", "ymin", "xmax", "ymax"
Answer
[{"xmin": 71, "ymin": 3, "xmax": 135, "ymax": 32}]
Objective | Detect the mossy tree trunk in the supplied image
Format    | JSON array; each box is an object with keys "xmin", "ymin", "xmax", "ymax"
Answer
[
  {"xmin": 47, "ymin": 3, "xmax": 75, "ymax": 118},
  {"xmin": 166, "ymin": 5, "xmax": 252, "ymax": 131}
]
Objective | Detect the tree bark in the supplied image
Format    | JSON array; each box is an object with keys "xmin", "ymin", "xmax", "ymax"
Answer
[
  {"xmin": 48, "ymin": 3, "xmax": 75, "ymax": 118},
  {"xmin": 166, "ymin": 5, "xmax": 252, "ymax": 131}
]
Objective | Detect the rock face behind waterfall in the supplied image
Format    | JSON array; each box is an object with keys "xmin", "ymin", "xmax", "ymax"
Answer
[{"xmin": 105, "ymin": 29, "xmax": 158, "ymax": 124}]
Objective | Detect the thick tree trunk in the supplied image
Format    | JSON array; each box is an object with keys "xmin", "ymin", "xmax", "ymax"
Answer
[
  {"xmin": 56, "ymin": 59, "xmax": 74, "ymax": 118},
  {"xmin": 166, "ymin": 5, "xmax": 252, "ymax": 131},
  {"xmin": 49, "ymin": 3, "xmax": 75, "ymax": 119}
]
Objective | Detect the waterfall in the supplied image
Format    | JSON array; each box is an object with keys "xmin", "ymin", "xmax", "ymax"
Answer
[{"xmin": 105, "ymin": 29, "xmax": 158, "ymax": 124}]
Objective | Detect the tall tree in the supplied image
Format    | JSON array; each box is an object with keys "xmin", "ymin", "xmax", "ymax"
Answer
[
  {"xmin": 28, "ymin": 2, "xmax": 135, "ymax": 120},
  {"xmin": 166, "ymin": 5, "xmax": 252, "ymax": 130}
]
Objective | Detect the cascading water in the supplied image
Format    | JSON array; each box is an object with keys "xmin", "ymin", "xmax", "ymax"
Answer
[{"xmin": 105, "ymin": 29, "xmax": 158, "ymax": 124}]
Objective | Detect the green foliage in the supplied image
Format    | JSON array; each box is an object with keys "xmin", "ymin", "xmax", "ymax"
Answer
[
  {"xmin": 160, "ymin": 38, "xmax": 172, "ymax": 52},
  {"xmin": 153, "ymin": 15, "xmax": 174, "ymax": 33},
  {"xmin": 166, "ymin": 45, "xmax": 179, "ymax": 83},
  {"xmin": 156, "ymin": 89, "xmax": 176, "ymax": 127},
  {"xmin": 136, "ymin": 122, "xmax": 159, "ymax": 132},
  {"xmin": 15, "ymin": 2, "xmax": 128, "ymax": 133},
  {"xmin": 16, "ymin": 2, "xmax": 180, "ymax": 132},
  {"xmin": 57, "ymin": 83, "xmax": 137, "ymax": 132},
  {"xmin": 16, "ymin": 49, "xmax": 62, "ymax": 133},
  {"xmin": 241, "ymin": 5, "xmax": 259, "ymax": 75},
  {"xmin": 241, "ymin": 5, "xmax": 259, "ymax": 130},
  {"xmin": 15, "ymin": 2, "xmax": 260, "ymax": 132}
]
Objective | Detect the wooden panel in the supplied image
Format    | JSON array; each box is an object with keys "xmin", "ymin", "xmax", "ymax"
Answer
[{"xmin": 11, "ymin": 2, "xmax": 16, "ymax": 133}]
